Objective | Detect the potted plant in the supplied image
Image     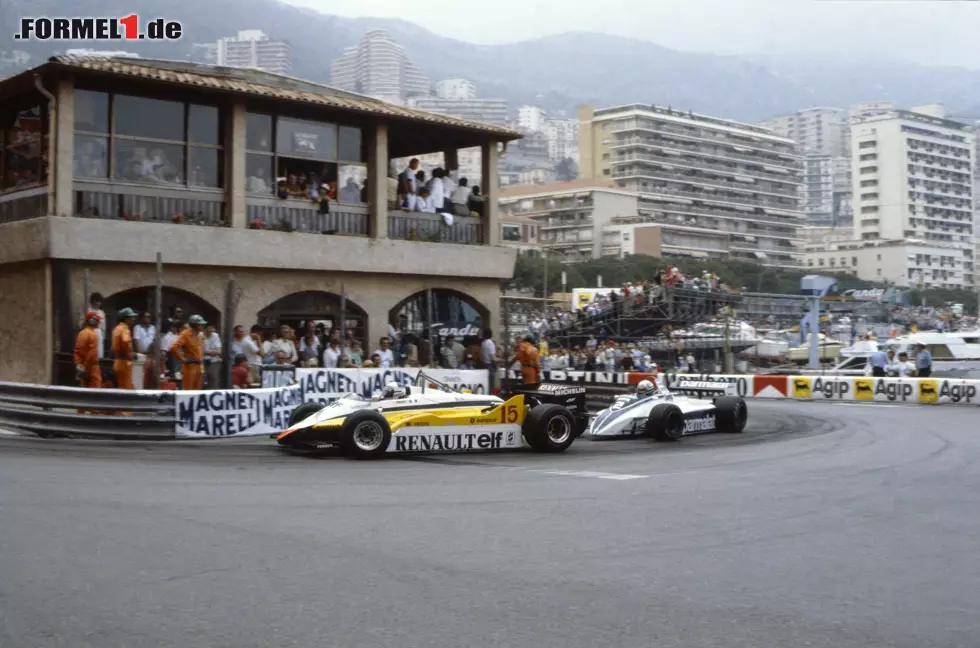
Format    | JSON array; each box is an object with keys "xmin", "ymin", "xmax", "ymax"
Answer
[
  {"xmin": 249, "ymin": 218, "xmax": 267, "ymax": 230},
  {"xmin": 171, "ymin": 213, "xmax": 185, "ymax": 224}
]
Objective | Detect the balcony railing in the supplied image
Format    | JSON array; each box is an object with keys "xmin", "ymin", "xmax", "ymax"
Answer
[
  {"xmin": 246, "ymin": 195, "xmax": 368, "ymax": 235},
  {"xmin": 613, "ymin": 166, "xmax": 799, "ymax": 199},
  {"xmin": 611, "ymin": 154, "xmax": 803, "ymax": 186},
  {"xmin": 388, "ymin": 211, "xmax": 484, "ymax": 245},
  {"xmin": 74, "ymin": 182, "xmax": 225, "ymax": 227},
  {"xmin": 611, "ymin": 137, "xmax": 801, "ymax": 170},
  {"xmin": 0, "ymin": 186, "xmax": 47, "ymax": 225}
]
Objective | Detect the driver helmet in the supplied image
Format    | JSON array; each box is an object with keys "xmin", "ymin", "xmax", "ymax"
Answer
[
  {"xmin": 381, "ymin": 381, "xmax": 406, "ymax": 400},
  {"xmin": 636, "ymin": 379, "xmax": 657, "ymax": 396}
]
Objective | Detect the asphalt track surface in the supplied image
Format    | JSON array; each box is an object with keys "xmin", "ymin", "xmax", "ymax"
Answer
[{"xmin": 2, "ymin": 401, "xmax": 979, "ymax": 648}]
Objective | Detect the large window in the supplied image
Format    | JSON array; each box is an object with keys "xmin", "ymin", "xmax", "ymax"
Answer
[
  {"xmin": 246, "ymin": 113, "xmax": 365, "ymax": 203},
  {"xmin": 1, "ymin": 104, "xmax": 48, "ymax": 191},
  {"xmin": 72, "ymin": 90, "xmax": 224, "ymax": 188}
]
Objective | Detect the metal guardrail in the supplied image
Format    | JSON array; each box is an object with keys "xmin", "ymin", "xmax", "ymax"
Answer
[{"xmin": 0, "ymin": 381, "xmax": 176, "ymax": 439}]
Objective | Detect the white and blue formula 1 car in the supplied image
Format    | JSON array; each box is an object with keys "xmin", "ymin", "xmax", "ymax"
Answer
[{"xmin": 587, "ymin": 379, "xmax": 747, "ymax": 442}]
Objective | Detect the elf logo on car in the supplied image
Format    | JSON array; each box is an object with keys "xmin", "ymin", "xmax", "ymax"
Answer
[
  {"xmin": 683, "ymin": 415, "xmax": 715, "ymax": 433},
  {"xmin": 394, "ymin": 432, "xmax": 504, "ymax": 452}
]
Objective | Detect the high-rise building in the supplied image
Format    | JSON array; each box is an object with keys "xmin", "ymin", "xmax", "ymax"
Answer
[
  {"xmin": 760, "ymin": 107, "xmax": 848, "ymax": 157},
  {"xmin": 330, "ymin": 30, "xmax": 429, "ymax": 104},
  {"xmin": 216, "ymin": 30, "xmax": 291, "ymax": 75},
  {"xmin": 580, "ymin": 103, "xmax": 804, "ymax": 268},
  {"xmin": 407, "ymin": 97, "xmax": 507, "ymax": 126},
  {"xmin": 802, "ymin": 154, "xmax": 852, "ymax": 229},
  {"xmin": 543, "ymin": 118, "xmax": 579, "ymax": 162},
  {"xmin": 517, "ymin": 106, "xmax": 547, "ymax": 132},
  {"xmin": 434, "ymin": 79, "xmax": 475, "ymax": 100},
  {"xmin": 850, "ymin": 106, "xmax": 976, "ymax": 287}
]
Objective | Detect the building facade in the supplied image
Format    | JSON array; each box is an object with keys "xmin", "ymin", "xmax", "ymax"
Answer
[
  {"xmin": 407, "ymin": 97, "xmax": 507, "ymax": 126},
  {"xmin": 216, "ymin": 30, "xmax": 291, "ymax": 76},
  {"xmin": 543, "ymin": 118, "xmax": 579, "ymax": 162},
  {"xmin": 498, "ymin": 181, "xmax": 639, "ymax": 262},
  {"xmin": 760, "ymin": 107, "xmax": 848, "ymax": 157},
  {"xmin": 850, "ymin": 108, "xmax": 976, "ymax": 286},
  {"xmin": 517, "ymin": 106, "xmax": 547, "ymax": 133},
  {"xmin": 0, "ymin": 56, "xmax": 519, "ymax": 385},
  {"xmin": 330, "ymin": 30, "xmax": 429, "ymax": 104},
  {"xmin": 805, "ymin": 239, "xmax": 970, "ymax": 289},
  {"xmin": 580, "ymin": 103, "xmax": 804, "ymax": 269},
  {"xmin": 434, "ymin": 79, "xmax": 475, "ymax": 101}
]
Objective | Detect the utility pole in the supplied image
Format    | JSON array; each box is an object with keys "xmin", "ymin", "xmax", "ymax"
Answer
[
  {"xmin": 722, "ymin": 305, "xmax": 733, "ymax": 374},
  {"xmin": 542, "ymin": 250, "xmax": 549, "ymax": 304}
]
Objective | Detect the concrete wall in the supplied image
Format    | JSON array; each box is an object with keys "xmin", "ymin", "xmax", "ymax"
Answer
[
  {"xmin": 0, "ymin": 217, "xmax": 515, "ymax": 280},
  {"xmin": 0, "ymin": 261, "xmax": 51, "ymax": 384},
  {"xmin": 63, "ymin": 262, "xmax": 502, "ymax": 356}
]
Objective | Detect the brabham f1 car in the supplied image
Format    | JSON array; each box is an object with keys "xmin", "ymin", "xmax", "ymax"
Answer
[
  {"xmin": 278, "ymin": 372, "xmax": 579, "ymax": 458},
  {"xmin": 588, "ymin": 379, "xmax": 747, "ymax": 442}
]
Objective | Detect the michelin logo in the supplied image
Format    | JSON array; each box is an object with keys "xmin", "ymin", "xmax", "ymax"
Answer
[{"xmin": 683, "ymin": 415, "xmax": 715, "ymax": 433}]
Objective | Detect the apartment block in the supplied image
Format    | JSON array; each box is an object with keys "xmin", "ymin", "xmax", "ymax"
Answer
[
  {"xmin": 330, "ymin": 30, "xmax": 429, "ymax": 104},
  {"xmin": 216, "ymin": 30, "xmax": 291, "ymax": 75},
  {"xmin": 580, "ymin": 103, "xmax": 804, "ymax": 269},
  {"xmin": 850, "ymin": 108, "xmax": 976, "ymax": 285}
]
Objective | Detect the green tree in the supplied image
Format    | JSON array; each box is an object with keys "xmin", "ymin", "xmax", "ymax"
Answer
[{"xmin": 554, "ymin": 157, "xmax": 578, "ymax": 181}]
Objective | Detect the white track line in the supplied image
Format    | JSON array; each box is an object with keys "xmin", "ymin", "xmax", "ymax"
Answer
[
  {"xmin": 532, "ymin": 469, "xmax": 649, "ymax": 481},
  {"xmin": 0, "ymin": 428, "xmax": 24, "ymax": 436}
]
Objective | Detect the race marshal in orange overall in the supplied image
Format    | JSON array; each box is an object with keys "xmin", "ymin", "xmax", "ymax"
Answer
[
  {"xmin": 515, "ymin": 334, "xmax": 541, "ymax": 386},
  {"xmin": 74, "ymin": 311, "xmax": 103, "ymax": 388},
  {"xmin": 112, "ymin": 307, "xmax": 138, "ymax": 389},
  {"xmin": 172, "ymin": 314, "xmax": 206, "ymax": 390}
]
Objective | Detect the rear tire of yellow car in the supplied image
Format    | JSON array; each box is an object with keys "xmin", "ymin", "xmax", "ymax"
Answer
[
  {"xmin": 340, "ymin": 410, "xmax": 392, "ymax": 459},
  {"xmin": 522, "ymin": 404, "xmax": 576, "ymax": 453}
]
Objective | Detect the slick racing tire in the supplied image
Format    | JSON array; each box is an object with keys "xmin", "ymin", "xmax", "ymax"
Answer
[
  {"xmin": 714, "ymin": 396, "xmax": 747, "ymax": 434},
  {"xmin": 288, "ymin": 402, "xmax": 325, "ymax": 428},
  {"xmin": 340, "ymin": 410, "xmax": 392, "ymax": 459},
  {"xmin": 522, "ymin": 404, "xmax": 576, "ymax": 453},
  {"xmin": 647, "ymin": 403, "xmax": 685, "ymax": 442}
]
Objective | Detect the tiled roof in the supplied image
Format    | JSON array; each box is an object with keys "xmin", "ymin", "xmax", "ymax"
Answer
[{"xmin": 46, "ymin": 56, "xmax": 521, "ymax": 139}]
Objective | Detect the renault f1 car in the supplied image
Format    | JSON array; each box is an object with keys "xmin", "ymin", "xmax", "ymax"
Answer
[
  {"xmin": 588, "ymin": 380, "xmax": 747, "ymax": 442},
  {"xmin": 278, "ymin": 372, "xmax": 579, "ymax": 458}
]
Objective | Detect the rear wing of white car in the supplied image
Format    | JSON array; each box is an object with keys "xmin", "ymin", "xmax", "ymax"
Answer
[{"xmin": 671, "ymin": 380, "xmax": 737, "ymax": 398}]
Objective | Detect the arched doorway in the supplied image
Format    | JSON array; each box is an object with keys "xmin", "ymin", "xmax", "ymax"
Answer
[
  {"xmin": 102, "ymin": 286, "xmax": 221, "ymax": 330},
  {"xmin": 256, "ymin": 291, "xmax": 367, "ymax": 342},
  {"xmin": 390, "ymin": 289, "xmax": 488, "ymax": 341}
]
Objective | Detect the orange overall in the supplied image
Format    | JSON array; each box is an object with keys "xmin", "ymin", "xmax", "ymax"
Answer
[
  {"xmin": 112, "ymin": 323, "xmax": 135, "ymax": 390},
  {"xmin": 172, "ymin": 328, "xmax": 204, "ymax": 390},
  {"xmin": 516, "ymin": 341, "xmax": 540, "ymax": 385},
  {"xmin": 74, "ymin": 327, "xmax": 102, "ymax": 389}
]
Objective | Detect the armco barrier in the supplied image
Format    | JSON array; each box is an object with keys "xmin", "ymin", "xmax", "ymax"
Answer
[
  {"xmin": 504, "ymin": 371, "xmax": 980, "ymax": 408},
  {"xmin": 0, "ymin": 381, "xmax": 177, "ymax": 439},
  {"xmin": 5, "ymin": 369, "xmax": 977, "ymax": 441}
]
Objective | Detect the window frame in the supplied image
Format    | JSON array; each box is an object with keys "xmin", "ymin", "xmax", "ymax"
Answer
[
  {"xmin": 2, "ymin": 102, "xmax": 50, "ymax": 193},
  {"xmin": 245, "ymin": 112, "xmax": 365, "ymax": 201},
  {"xmin": 72, "ymin": 89, "xmax": 224, "ymax": 190}
]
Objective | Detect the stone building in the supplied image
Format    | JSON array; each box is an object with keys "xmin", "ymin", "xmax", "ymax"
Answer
[{"xmin": 0, "ymin": 55, "xmax": 519, "ymax": 384}]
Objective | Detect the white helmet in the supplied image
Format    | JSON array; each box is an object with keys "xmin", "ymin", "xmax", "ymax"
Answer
[
  {"xmin": 636, "ymin": 379, "xmax": 656, "ymax": 396},
  {"xmin": 382, "ymin": 381, "xmax": 406, "ymax": 400}
]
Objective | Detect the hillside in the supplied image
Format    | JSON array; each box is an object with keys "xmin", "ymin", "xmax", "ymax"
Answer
[{"xmin": 2, "ymin": 0, "xmax": 979, "ymax": 121}]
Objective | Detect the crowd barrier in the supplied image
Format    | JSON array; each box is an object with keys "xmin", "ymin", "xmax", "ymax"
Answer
[{"xmin": 1, "ymin": 368, "xmax": 975, "ymax": 441}]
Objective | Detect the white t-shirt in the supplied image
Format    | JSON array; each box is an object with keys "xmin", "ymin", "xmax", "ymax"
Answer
[
  {"xmin": 895, "ymin": 360, "xmax": 916, "ymax": 377},
  {"xmin": 374, "ymin": 348, "xmax": 394, "ymax": 369},
  {"xmin": 427, "ymin": 177, "xmax": 446, "ymax": 209},
  {"xmin": 322, "ymin": 345, "xmax": 340, "ymax": 368},
  {"xmin": 415, "ymin": 195, "xmax": 435, "ymax": 213},
  {"xmin": 481, "ymin": 338, "xmax": 496, "ymax": 366},
  {"xmin": 161, "ymin": 331, "xmax": 178, "ymax": 355},
  {"xmin": 133, "ymin": 324, "xmax": 156, "ymax": 353}
]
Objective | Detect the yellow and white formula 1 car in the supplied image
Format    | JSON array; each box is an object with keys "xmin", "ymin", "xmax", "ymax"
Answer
[{"xmin": 278, "ymin": 372, "xmax": 577, "ymax": 459}]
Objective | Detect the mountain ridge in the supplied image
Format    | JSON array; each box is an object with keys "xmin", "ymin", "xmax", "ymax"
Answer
[{"xmin": 2, "ymin": 0, "xmax": 978, "ymax": 122}]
